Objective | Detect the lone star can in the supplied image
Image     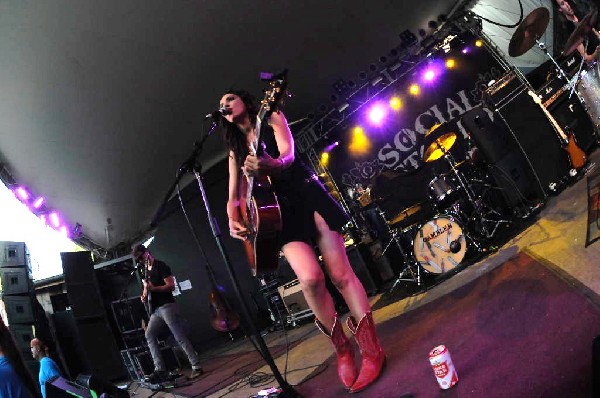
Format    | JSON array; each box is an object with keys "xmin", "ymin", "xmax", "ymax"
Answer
[{"xmin": 429, "ymin": 344, "xmax": 458, "ymax": 389}]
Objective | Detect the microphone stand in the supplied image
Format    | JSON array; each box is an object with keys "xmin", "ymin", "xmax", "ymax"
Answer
[{"xmin": 158, "ymin": 120, "xmax": 299, "ymax": 397}]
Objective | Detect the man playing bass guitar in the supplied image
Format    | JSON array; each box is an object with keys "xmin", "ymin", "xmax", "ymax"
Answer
[{"xmin": 133, "ymin": 244, "xmax": 203, "ymax": 383}]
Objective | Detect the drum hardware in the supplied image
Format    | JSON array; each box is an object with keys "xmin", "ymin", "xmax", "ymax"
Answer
[
  {"xmin": 376, "ymin": 206, "xmax": 422, "ymax": 293},
  {"xmin": 424, "ymin": 122, "xmax": 511, "ymax": 241}
]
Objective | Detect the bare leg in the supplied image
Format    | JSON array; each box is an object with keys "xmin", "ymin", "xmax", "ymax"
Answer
[
  {"xmin": 314, "ymin": 212, "xmax": 371, "ymax": 321},
  {"xmin": 281, "ymin": 241, "xmax": 337, "ymax": 330}
]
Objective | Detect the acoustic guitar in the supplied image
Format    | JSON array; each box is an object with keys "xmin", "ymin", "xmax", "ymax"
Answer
[
  {"xmin": 527, "ymin": 90, "xmax": 587, "ymax": 171},
  {"xmin": 239, "ymin": 71, "xmax": 288, "ymax": 276}
]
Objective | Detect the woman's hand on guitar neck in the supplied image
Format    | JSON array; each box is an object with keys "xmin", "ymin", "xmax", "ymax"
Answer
[
  {"xmin": 141, "ymin": 289, "xmax": 148, "ymax": 303},
  {"xmin": 229, "ymin": 218, "xmax": 249, "ymax": 240}
]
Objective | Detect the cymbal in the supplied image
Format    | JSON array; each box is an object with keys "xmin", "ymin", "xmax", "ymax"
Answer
[
  {"xmin": 563, "ymin": 9, "xmax": 598, "ymax": 56},
  {"xmin": 423, "ymin": 132, "xmax": 457, "ymax": 162},
  {"xmin": 387, "ymin": 203, "xmax": 422, "ymax": 225},
  {"xmin": 425, "ymin": 123, "xmax": 444, "ymax": 136},
  {"xmin": 508, "ymin": 7, "xmax": 550, "ymax": 57}
]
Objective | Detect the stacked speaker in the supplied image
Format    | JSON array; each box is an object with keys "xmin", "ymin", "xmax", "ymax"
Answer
[{"xmin": 0, "ymin": 241, "xmax": 39, "ymax": 377}]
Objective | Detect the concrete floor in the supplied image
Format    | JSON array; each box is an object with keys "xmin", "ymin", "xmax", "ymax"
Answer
[{"xmin": 128, "ymin": 149, "xmax": 600, "ymax": 398}]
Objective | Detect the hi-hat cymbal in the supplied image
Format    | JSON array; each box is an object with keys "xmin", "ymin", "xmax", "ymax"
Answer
[
  {"xmin": 423, "ymin": 132, "xmax": 457, "ymax": 162},
  {"xmin": 508, "ymin": 7, "xmax": 550, "ymax": 57},
  {"xmin": 563, "ymin": 9, "xmax": 598, "ymax": 56},
  {"xmin": 387, "ymin": 203, "xmax": 422, "ymax": 225}
]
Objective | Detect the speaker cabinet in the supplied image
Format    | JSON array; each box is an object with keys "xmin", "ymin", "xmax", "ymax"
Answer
[
  {"xmin": 9, "ymin": 323, "xmax": 35, "ymax": 354},
  {"xmin": 461, "ymin": 106, "xmax": 544, "ymax": 208},
  {"xmin": 0, "ymin": 295, "xmax": 34, "ymax": 324},
  {"xmin": 547, "ymin": 92, "xmax": 597, "ymax": 154},
  {"xmin": 0, "ymin": 241, "xmax": 29, "ymax": 269},
  {"xmin": 493, "ymin": 87, "xmax": 571, "ymax": 195},
  {"xmin": 0, "ymin": 267, "xmax": 31, "ymax": 295},
  {"xmin": 346, "ymin": 245, "xmax": 377, "ymax": 296},
  {"xmin": 61, "ymin": 252, "xmax": 105, "ymax": 319}
]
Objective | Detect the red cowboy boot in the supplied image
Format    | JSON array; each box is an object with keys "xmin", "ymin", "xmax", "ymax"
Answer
[
  {"xmin": 346, "ymin": 311, "xmax": 385, "ymax": 393},
  {"xmin": 315, "ymin": 314, "xmax": 358, "ymax": 389}
]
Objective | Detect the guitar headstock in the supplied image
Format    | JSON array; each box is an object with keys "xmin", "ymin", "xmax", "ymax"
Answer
[{"xmin": 258, "ymin": 70, "xmax": 288, "ymax": 120}]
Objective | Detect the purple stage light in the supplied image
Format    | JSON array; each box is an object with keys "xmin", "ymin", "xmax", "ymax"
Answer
[
  {"xmin": 423, "ymin": 69, "xmax": 436, "ymax": 81},
  {"xmin": 49, "ymin": 212, "xmax": 60, "ymax": 228},
  {"xmin": 15, "ymin": 187, "xmax": 30, "ymax": 201},
  {"xmin": 462, "ymin": 47, "xmax": 470, "ymax": 54},
  {"xmin": 39, "ymin": 214, "xmax": 47, "ymax": 225},
  {"xmin": 33, "ymin": 196, "xmax": 45, "ymax": 209},
  {"xmin": 323, "ymin": 141, "xmax": 340, "ymax": 153},
  {"xmin": 367, "ymin": 103, "xmax": 387, "ymax": 126},
  {"xmin": 59, "ymin": 226, "xmax": 69, "ymax": 237}
]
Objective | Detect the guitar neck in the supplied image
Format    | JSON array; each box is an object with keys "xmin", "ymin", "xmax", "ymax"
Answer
[{"xmin": 528, "ymin": 90, "xmax": 568, "ymax": 143}]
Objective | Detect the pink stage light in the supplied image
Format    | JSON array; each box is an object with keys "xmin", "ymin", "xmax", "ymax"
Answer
[
  {"xmin": 59, "ymin": 226, "xmax": 69, "ymax": 238},
  {"xmin": 15, "ymin": 187, "xmax": 30, "ymax": 201},
  {"xmin": 33, "ymin": 196, "xmax": 45, "ymax": 209},
  {"xmin": 39, "ymin": 214, "xmax": 47, "ymax": 225},
  {"xmin": 367, "ymin": 103, "xmax": 387, "ymax": 126},
  {"xmin": 49, "ymin": 212, "xmax": 60, "ymax": 228}
]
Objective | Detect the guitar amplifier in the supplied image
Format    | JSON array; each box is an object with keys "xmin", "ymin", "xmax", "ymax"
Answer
[
  {"xmin": 537, "ymin": 78, "xmax": 568, "ymax": 108},
  {"xmin": 483, "ymin": 70, "xmax": 528, "ymax": 108},
  {"xmin": 277, "ymin": 279, "xmax": 311, "ymax": 314}
]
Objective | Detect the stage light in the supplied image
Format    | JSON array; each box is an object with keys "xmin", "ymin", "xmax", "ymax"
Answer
[
  {"xmin": 423, "ymin": 69, "xmax": 436, "ymax": 81},
  {"xmin": 367, "ymin": 103, "xmax": 387, "ymax": 125},
  {"xmin": 445, "ymin": 58, "xmax": 456, "ymax": 69},
  {"xmin": 39, "ymin": 214, "xmax": 47, "ymax": 225},
  {"xmin": 32, "ymin": 196, "xmax": 45, "ymax": 209},
  {"xmin": 462, "ymin": 47, "xmax": 471, "ymax": 54},
  {"xmin": 349, "ymin": 127, "xmax": 370, "ymax": 155},
  {"xmin": 49, "ymin": 212, "xmax": 60, "ymax": 228},
  {"xmin": 338, "ymin": 102, "xmax": 350, "ymax": 113},
  {"xmin": 389, "ymin": 97, "xmax": 402, "ymax": 111},
  {"xmin": 475, "ymin": 39, "xmax": 483, "ymax": 47},
  {"xmin": 59, "ymin": 226, "xmax": 69, "ymax": 238},
  {"xmin": 409, "ymin": 84, "xmax": 420, "ymax": 96},
  {"xmin": 320, "ymin": 152, "xmax": 330, "ymax": 167},
  {"xmin": 15, "ymin": 187, "xmax": 29, "ymax": 201}
]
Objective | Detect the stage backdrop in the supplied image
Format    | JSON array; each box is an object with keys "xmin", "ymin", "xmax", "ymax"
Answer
[{"xmin": 320, "ymin": 36, "xmax": 505, "ymax": 219}]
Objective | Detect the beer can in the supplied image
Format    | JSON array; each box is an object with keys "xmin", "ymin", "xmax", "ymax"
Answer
[{"xmin": 429, "ymin": 344, "xmax": 458, "ymax": 389}]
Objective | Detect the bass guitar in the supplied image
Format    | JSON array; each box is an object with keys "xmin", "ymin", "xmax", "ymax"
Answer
[
  {"xmin": 239, "ymin": 70, "xmax": 288, "ymax": 276},
  {"xmin": 527, "ymin": 90, "xmax": 587, "ymax": 171}
]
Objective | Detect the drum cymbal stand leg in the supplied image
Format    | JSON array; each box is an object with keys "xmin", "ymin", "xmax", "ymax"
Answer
[
  {"xmin": 377, "ymin": 207, "xmax": 422, "ymax": 294},
  {"xmin": 382, "ymin": 228, "xmax": 422, "ymax": 295}
]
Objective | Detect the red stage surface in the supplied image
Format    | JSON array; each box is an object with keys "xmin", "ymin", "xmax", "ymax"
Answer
[{"xmin": 296, "ymin": 252, "xmax": 600, "ymax": 397}]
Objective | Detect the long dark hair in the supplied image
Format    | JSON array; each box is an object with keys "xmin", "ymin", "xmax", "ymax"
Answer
[
  {"xmin": 0, "ymin": 316, "xmax": 41, "ymax": 397},
  {"xmin": 219, "ymin": 90, "xmax": 260, "ymax": 166}
]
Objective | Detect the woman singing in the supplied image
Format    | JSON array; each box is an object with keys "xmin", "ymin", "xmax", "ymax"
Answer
[{"xmin": 219, "ymin": 90, "xmax": 385, "ymax": 392}]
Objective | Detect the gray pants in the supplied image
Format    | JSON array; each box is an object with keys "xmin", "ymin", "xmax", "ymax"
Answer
[{"xmin": 145, "ymin": 302, "xmax": 200, "ymax": 372}]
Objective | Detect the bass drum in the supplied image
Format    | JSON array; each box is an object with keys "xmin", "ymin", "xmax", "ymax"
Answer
[{"xmin": 413, "ymin": 214, "xmax": 466, "ymax": 274}]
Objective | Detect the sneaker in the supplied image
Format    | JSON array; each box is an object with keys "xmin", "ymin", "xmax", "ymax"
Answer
[
  {"xmin": 144, "ymin": 370, "xmax": 169, "ymax": 384},
  {"xmin": 189, "ymin": 366, "xmax": 203, "ymax": 379}
]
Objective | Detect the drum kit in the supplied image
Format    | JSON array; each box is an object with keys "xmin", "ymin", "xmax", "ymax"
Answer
[{"xmin": 372, "ymin": 123, "xmax": 510, "ymax": 293}]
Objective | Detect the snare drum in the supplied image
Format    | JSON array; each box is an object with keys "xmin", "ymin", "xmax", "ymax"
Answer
[
  {"xmin": 428, "ymin": 175, "xmax": 458, "ymax": 207},
  {"xmin": 413, "ymin": 215, "xmax": 466, "ymax": 274}
]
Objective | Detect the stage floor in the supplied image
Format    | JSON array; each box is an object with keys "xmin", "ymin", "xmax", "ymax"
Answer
[{"xmin": 128, "ymin": 148, "xmax": 600, "ymax": 398}]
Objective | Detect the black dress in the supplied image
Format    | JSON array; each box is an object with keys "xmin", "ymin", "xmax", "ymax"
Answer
[{"xmin": 260, "ymin": 126, "xmax": 349, "ymax": 246}]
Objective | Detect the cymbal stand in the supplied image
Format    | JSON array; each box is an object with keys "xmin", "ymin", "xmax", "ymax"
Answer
[
  {"xmin": 378, "ymin": 206, "xmax": 422, "ymax": 293},
  {"xmin": 439, "ymin": 146, "xmax": 509, "ymax": 242}
]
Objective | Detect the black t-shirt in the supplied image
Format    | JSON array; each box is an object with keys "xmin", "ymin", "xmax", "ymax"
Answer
[{"xmin": 146, "ymin": 259, "xmax": 175, "ymax": 313}]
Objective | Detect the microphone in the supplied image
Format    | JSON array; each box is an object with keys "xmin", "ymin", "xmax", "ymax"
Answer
[{"xmin": 205, "ymin": 107, "xmax": 232, "ymax": 119}]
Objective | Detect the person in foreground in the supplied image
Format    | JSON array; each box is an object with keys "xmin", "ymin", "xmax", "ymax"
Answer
[
  {"xmin": 220, "ymin": 90, "xmax": 385, "ymax": 392},
  {"xmin": 30, "ymin": 338, "xmax": 61, "ymax": 398},
  {"xmin": 0, "ymin": 315, "xmax": 40, "ymax": 397},
  {"xmin": 132, "ymin": 244, "xmax": 203, "ymax": 383}
]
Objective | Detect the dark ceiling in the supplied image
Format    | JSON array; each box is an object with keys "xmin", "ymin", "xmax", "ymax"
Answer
[{"xmin": 0, "ymin": 0, "xmax": 466, "ymax": 249}]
